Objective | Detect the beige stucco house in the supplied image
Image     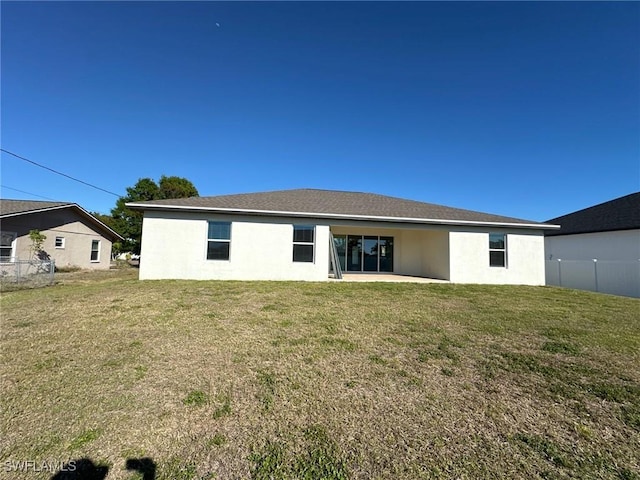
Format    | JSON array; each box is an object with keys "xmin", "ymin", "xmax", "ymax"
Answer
[
  {"xmin": 0, "ymin": 199, "xmax": 123, "ymax": 270},
  {"xmin": 128, "ymin": 189, "xmax": 557, "ymax": 284}
]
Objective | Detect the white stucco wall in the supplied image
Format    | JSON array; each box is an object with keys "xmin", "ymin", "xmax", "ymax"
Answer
[
  {"xmin": 139, "ymin": 211, "xmax": 546, "ymax": 284},
  {"xmin": 139, "ymin": 211, "xmax": 330, "ymax": 280},
  {"xmin": 394, "ymin": 230, "xmax": 450, "ymax": 279},
  {"xmin": 420, "ymin": 230, "xmax": 450, "ymax": 280},
  {"xmin": 449, "ymin": 230, "xmax": 546, "ymax": 285},
  {"xmin": 545, "ymin": 230, "xmax": 640, "ymax": 262},
  {"xmin": 396, "ymin": 230, "xmax": 425, "ymax": 277}
]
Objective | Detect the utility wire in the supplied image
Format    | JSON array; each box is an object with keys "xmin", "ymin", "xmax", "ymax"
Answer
[
  {"xmin": 1, "ymin": 148, "xmax": 121, "ymax": 197},
  {"xmin": 0, "ymin": 184, "xmax": 60, "ymax": 201}
]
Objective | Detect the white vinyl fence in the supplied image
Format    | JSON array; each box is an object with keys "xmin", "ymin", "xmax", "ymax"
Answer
[
  {"xmin": 0, "ymin": 259, "xmax": 56, "ymax": 289},
  {"xmin": 546, "ymin": 259, "xmax": 640, "ymax": 298}
]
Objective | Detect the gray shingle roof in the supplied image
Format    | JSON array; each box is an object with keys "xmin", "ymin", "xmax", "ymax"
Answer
[
  {"xmin": 0, "ymin": 199, "xmax": 123, "ymax": 241},
  {"xmin": 0, "ymin": 199, "xmax": 73, "ymax": 217},
  {"xmin": 127, "ymin": 188, "xmax": 555, "ymax": 228},
  {"xmin": 545, "ymin": 192, "xmax": 640, "ymax": 236}
]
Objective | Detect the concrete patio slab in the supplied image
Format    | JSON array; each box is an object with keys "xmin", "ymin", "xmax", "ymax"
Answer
[{"xmin": 333, "ymin": 274, "xmax": 449, "ymax": 283}]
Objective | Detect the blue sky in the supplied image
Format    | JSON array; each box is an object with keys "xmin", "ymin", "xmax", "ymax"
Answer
[{"xmin": 1, "ymin": 1, "xmax": 638, "ymax": 221}]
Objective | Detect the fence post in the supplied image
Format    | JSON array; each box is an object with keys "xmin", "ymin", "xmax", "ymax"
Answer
[
  {"xmin": 593, "ymin": 259, "xmax": 598, "ymax": 292},
  {"xmin": 16, "ymin": 261, "xmax": 21, "ymax": 283},
  {"xmin": 557, "ymin": 259, "xmax": 562, "ymax": 286}
]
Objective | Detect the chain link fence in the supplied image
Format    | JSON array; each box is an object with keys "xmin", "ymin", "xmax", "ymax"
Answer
[
  {"xmin": 0, "ymin": 260, "xmax": 56, "ymax": 290},
  {"xmin": 546, "ymin": 259, "xmax": 640, "ymax": 298}
]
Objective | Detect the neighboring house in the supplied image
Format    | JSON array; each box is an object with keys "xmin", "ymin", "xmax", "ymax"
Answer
[
  {"xmin": 0, "ymin": 199, "xmax": 123, "ymax": 270},
  {"xmin": 127, "ymin": 189, "xmax": 557, "ymax": 284},
  {"xmin": 545, "ymin": 192, "xmax": 640, "ymax": 297}
]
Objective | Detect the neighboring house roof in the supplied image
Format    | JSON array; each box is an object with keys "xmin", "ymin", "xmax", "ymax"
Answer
[
  {"xmin": 127, "ymin": 188, "xmax": 557, "ymax": 229},
  {"xmin": 545, "ymin": 192, "xmax": 640, "ymax": 237},
  {"xmin": 0, "ymin": 200, "xmax": 73, "ymax": 216},
  {"xmin": 0, "ymin": 199, "xmax": 124, "ymax": 241}
]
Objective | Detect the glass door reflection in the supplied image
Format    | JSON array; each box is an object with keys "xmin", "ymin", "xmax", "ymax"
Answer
[
  {"xmin": 333, "ymin": 234, "xmax": 393, "ymax": 273},
  {"xmin": 363, "ymin": 236, "xmax": 379, "ymax": 272},
  {"xmin": 347, "ymin": 236, "xmax": 362, "ymax": 271}
]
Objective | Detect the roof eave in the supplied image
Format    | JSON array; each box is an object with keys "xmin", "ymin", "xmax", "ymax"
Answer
[
  {"xmin": 1, "ymin": 203, "xmax": 124, "ymax": 241},
  {"xmin": 545, "ymin": 226, "xmax": 639, "ymax": 237},
  {"xmin": 126, "ymin": 202, "xmax": 559, "ymax": 230},
  {"xmin": 73, "ymin": 204, "xmax": 125, "ymax": 241},
  {"xmin": 0, "ymin": 204, "xmax": 74, "ymax": 218}
]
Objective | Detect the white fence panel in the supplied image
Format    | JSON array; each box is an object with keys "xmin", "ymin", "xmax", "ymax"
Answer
[
  {"xmin": 595, "ymin": 260, "xmax": 640, "ymax": 297},
  {"xmin": 546, "ymin": 259, "xmax": 640, "ymax": 298}
]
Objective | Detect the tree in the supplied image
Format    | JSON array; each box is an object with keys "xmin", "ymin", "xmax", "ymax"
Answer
[
  {"xmin": 91, "ymin": 212, "xmax": 117, "ymax": 230},
  {"xmin": 28, "ymin": 229, "xmax": 50, "ymax": 265},
  {"xmin": 28, "ymin": 229, "xmax": 47, "ymax": 258},
  {"xmin": 158, "ymin": 175, "xmax": 199, "ymax": 199},
  {"xmin": 110, "ymin": 176, "xmax": 198, "ymax": 254}
]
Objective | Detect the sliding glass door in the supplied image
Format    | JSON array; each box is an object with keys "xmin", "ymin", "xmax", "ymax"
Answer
[
  {"xmin": 347, "ymin": 236, "xmax": 362, "ymax": 271},
  {"xmin": 333, "ymin": 234, "xmax": 393, "ymax": 273},
  {"xmin": 333, "ymin": 235, "xmax": 347, "ymax": 272},
  {"xmin": 379, "ymin": 236, "xmax": 394, "ymax": 272},
  {"xmin": 363, "ymin": 236, "xmax": 378, "ymax": 271}
]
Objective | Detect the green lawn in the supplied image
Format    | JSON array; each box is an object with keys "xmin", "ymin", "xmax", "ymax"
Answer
[{"xmin": 1, "ymin": 269, "xmax": 639, "ymax": 479}]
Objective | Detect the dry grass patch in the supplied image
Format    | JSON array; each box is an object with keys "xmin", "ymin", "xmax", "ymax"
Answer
[{"xmin": 1, "ymin": 270, "xmax": 639, "ymax": 479}]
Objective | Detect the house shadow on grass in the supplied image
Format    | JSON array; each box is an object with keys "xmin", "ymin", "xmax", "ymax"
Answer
[
  {"xmin": 50, "ymin": 457, "xmax": 156, "ymax": 480},
  {"xmin": 49, "ymin": 459, "xmax": 108, "ymax": 480},
  {"xmin": 126, "ymin": 458, "xmax": 156, "ymax": 480}
]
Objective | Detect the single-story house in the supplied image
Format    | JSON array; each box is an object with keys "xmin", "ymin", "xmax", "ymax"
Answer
[
  {"xmin": 0, "ymin": 199, "xmax": 123, "ymax": 270},
  {"xmin": 128, "ymin": 189, "xmax": 557, "ymax": 284},
  {"xmin": 544, "ymin": 192, "xmax": 640, "ymax": 297}
]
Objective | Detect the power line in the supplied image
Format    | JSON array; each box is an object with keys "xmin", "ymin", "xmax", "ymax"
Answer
[
  {"xmin": 0, "ymin": 184, "xmax": 60, "ymax": 201},
  {"xmin": 1, "ymin": 148, "xmax": 121, "ymax": 197}
]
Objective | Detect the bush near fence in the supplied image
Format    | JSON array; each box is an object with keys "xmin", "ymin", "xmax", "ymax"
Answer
[
  {"xmin": 0, "ymin": 259, "xmax": 56, "ymax": 290},
  {"xmin": 546, "ymin": 258, "xmax": 640, "ymax": 298}
]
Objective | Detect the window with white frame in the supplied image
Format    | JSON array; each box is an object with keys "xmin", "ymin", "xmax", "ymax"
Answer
[
  {"xmin": 55, "ymin": 236, "xmax": 65, "ymax": 249},
  {"xmin": 0, "ymin": 232, "xmax": 17, "ymax": 262},
  {"xmin": 489, "ymin": 233, "xmax": 507, "ymax": 267},
  {"xmin": 207, "ymin": 221, "xmax": 231, "ymax": 260},
  {"xmin": 293, "ymin": 225, "xmax": 315, "ymax": 262},
  {"xmin": 90, "ymin": 240, "xmax": 101, "ymax": 262}
]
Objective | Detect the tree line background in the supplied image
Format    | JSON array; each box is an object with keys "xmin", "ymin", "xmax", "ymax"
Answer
[{"xmin": 94, "ymin": 175, "xmax": 198, "ymax": 255}]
